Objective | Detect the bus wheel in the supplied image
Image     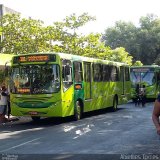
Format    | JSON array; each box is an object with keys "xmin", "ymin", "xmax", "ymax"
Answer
[
  {"xmin": 31, "ymin": 116, "xmax": 40, "ymax": 122},
  {"xmin": 112, "ymin": 97, "xmax": 118, "ymax": 112},
  {"xmin": 74, "ymin": 101, "xmax": 82, "ymax": 121}
]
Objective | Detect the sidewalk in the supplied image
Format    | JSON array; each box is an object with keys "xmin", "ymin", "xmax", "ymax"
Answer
[
  {"xmin": 0, "ymin": 115, "xmax": 19, "ymax": 124},
  {"xmin": 7, "ymin": 115, "xmax": 20, "ymax": 122}
]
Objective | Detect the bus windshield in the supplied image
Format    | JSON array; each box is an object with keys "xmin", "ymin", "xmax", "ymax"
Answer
[
  {"xmin": 11, "ymin": 64, "xmax": 60, "ymax": 94},
  {"xmin": 130, "ymin": 71, "xmax": 155, "ymax": 87}
]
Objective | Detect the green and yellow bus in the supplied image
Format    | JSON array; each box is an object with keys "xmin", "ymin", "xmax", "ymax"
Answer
[
  {"xmin": 9, "ymin": 53, "xmax": 131, "ymax": 121},
  {"xmin": 130, "ymin": 65, "xmax": 160, "ymax": 101}
]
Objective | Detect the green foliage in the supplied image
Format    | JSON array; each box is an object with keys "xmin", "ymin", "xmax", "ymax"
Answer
[
  {"xmin": 132, "ymin": 61, "xmax": 143, "ymax": 66},
  {"xmin": 154, "ymin": 54, "xmax": 160, "ymax": 65},
  {"xmin": 1, "ymin": 14, "xmax": 49, "ymax": 54},
  {"xmin": 102, "ymin": 21, "xmax": 137, "ymax": 50},
  {"xmin": 49, "ymin": 13, "xmax": 97, "ymax": 55},
  {"xmin": 0, "ymin": 12, "xmax": 133, "ymax": 65},
  {"xmin": 102, "ymin": 14, "xmax": 160, "ymax": 65},
  {"xmin": 0, "ymin": 70, "xmax": 4, "ymax": 84},
  {"xmin": 0, "ymin": 13, "xmax": 97, "ymax": 55},
  {"xmin": 107, "ymin": 47, "xmax": 133, "ymax": 65}
]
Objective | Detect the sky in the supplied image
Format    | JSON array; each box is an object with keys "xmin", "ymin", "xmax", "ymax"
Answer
[{"xmin": 1, "ymin": 0, "xmax": 160, "ymax": 34}]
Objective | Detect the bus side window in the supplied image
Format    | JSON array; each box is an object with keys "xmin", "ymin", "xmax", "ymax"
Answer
[
  {"xmin": 74, "ymin": 62, "xmax": 83, "ymax": 82},
  {"xmin": 110, "ymin": 66, "xmax": 119, "ymax": 82},
  {"xmin": 62, "ymin": 59, "xmax": 73, "ymax": 91},
  {"xmin": 125, "ymin": 67, "xmax": 130, "ymax": 81},
  {"xmin": 93, "ymin": 63, "xmax": 102, "ymax": 82},
  {"xmin": 65, "ymin": 63, "xmax": 70, "ymax": 75},
  {"xmin": 64, "ymin": 63, "xmax": 71, "ymax": 82}
]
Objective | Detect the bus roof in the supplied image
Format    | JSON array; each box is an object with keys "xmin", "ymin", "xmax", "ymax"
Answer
[
  {"xmin": 131, "ymin": 65, "xmax": 160, "ymax": 69},
  {"xmin": 13, "ymin": 52, "xmax": 129, "ymax": 66}
]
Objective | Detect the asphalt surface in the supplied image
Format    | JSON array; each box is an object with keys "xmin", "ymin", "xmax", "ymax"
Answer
[{"xmin": 0, "ymin": 102, "xmax": 160, "ymax": 160}]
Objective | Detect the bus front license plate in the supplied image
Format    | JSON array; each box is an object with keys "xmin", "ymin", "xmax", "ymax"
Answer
[{"xmin": 29, "ymin": 111, "xmax": 38, "ymax": 115}]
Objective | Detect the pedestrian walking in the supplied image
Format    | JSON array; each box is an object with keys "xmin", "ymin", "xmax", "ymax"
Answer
[
  {"xmin": 7, "ymin": 93, "xmax": 11, "ymax": 119},
  {"xmin": 135, "ymin": 84, "xmax": 140, "ymax": 106},
  {"xmin": 139, "ymin": 85, "xmax": 146, "ymax": 107}
]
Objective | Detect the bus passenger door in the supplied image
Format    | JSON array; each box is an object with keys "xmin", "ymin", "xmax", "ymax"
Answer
[
  {"xmin": 62, "ymin": 59, "xmax": 74, "ymax": 117},
  {"xmin": 120, "ymin": 66, "xmax": 130, "ymax": 103},
  {"xmin": 84, "ymin": 62, "xmax": 92, "ymax": 100},
  {"xmin": 120, "ymin": 66, "xmax": 125, "ymax": 95}
]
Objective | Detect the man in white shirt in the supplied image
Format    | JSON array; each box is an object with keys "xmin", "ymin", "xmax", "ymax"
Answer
[{"xmin": 0, "ymin": 86, "xmax": 8, "ymax": 123}]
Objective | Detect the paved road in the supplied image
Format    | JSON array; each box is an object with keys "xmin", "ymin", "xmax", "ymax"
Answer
[{"xmin": 0, "ymin": 102, "xmax": 160, "ymax": 159}]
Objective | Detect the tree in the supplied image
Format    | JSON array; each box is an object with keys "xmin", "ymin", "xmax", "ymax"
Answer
[
  {"xmin": 0, "ymin": 13, "xmax": 134, "ymax": 65},
  {"xmin": 0, "ymin": 14, "xmax": 49, "ymax": 54},
  {"xmin": 101, "ymin": 21, "xmax": 137, "ymax": 56},
  {"xmin": 154, "ymin": 54, "xmax": 160, "ymax": 65},
  {"xmin": 138, "ymin": 14, "xmax": 160, "ymax": 64},
  {"xmin": 102, "ymin": 14, "xmax": 160, "ymax": 65},
  {"xmin": 0, "ymin": 70, "xmax": 4, "ymax": 84},
  {"xmin": 107, "ymin": 47, "xmax": 133, "ymax": 65},
  {"xmin": 48, "ymin": 13, "xmax": 97, "ymax": 55},
  {"xmin": 132, "ymin": 61, "xmax": 143, "ymax": 66}
]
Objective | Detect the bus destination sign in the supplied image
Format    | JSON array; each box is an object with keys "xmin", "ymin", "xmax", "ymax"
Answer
[
  {"xmin": 132, "ymin": 68, "xmax": 150, "ymax": 72},
  {"xmin": 13, "ymin": 54, "xmax": 56, "ymax": 63},
  {"xmin": 19, "ymin": 55, "xmax": 49, "ymax": 62}
]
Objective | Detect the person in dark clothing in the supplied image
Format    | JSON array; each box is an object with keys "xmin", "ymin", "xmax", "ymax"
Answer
[
  {"xmin": 7, "ymin": 93, "xmax": 11, "ymax": 119},
  {"xmin": 135, "ymin": 84, "xmax": 140, "ymax": 106},
  {"xmin": 140, "ymin": 85, "xmax": 146, "ymax": 107}
]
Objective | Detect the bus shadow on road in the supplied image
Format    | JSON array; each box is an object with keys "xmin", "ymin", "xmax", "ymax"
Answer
[
  {"xmin": 0, "ymin": 107, "xmax": 125, "ymax": 129},
  {"xmin": 24, "ymin": 107, "xmax": 125, "ymax": 126},
  {"xmin": 82, "ymin": 107, "xmax": 124, "ymax": 119}
]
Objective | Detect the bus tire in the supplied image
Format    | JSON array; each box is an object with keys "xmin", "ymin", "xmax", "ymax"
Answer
[
  {"xmin": 74, "ymin": 101, "xmax": 82, "ymax": 121},
  {"xmin": 31, "ymin": 116, "xmax": 40, "ymax": 122},
  {"xmin": 112, "ymin": 97, "xmax": 118, "ymax": 112}
]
